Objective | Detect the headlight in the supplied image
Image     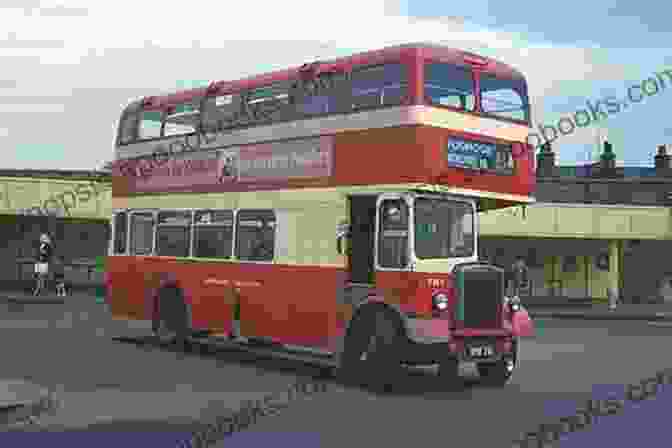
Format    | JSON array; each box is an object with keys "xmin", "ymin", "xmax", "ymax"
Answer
[
  {"xmin": 432, "ymin": 293, "xmax": 449, "ymax": 311},
  {"xmin": 506, "ymin": 296, "xmax": 521, "ymax": 312}
]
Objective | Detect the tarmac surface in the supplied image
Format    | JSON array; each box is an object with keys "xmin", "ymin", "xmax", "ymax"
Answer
[
  {"xmin": 1, "ymin": 290, "xmax": 671, "ymax": 419},
  {"xmin": 2, "ymin": 290, "xmax": 672, "ymax": 447}
]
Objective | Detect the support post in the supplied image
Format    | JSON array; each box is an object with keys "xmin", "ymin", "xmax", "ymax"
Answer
[{"xmin": 608, "ymin": 240, "xmax": 620, "ymax": 310}]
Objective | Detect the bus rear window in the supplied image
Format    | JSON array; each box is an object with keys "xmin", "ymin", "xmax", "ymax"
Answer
[{"xmin": 424, "ymin": 63, "xmax": 476, "ymax": 111}]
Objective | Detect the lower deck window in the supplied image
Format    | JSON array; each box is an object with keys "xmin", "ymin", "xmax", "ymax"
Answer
[
  {"xmin": 156, "ymin": 211, "xmax": 191, "ymax": 257},
  {"xmin": 130, "ymin": 213, "xmax": 155, "ymax": 255},
  {"xmin": 193, "ymin": 210, "xmax": 234, "ymax": 258},
  {"xmin": 235, "ymin": 210, "xmax": 276, "ymax": 261}
]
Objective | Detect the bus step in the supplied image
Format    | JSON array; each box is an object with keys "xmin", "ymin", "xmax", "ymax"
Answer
[{"xmin": 190, "ymin": 329, "xmax": 213, "ymax": 339}]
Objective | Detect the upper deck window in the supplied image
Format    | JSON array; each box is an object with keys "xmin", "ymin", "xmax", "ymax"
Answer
[
  {"xmin": 138, "ymin": 111, "xmax": 162, "ymax": 140},
  {"xmin": 351, "ymin": 63, "xmax": 408, "ymax": 110},
  {"xmin": 241, "ymin": 83, "xmax": 291, "ymax": 124},
  {"xmin": 118, "ymin": 111, "xmax": 139, "ymax": 145},
  {"xmin": 163, "ymin": 101, "xmax": 199, "ymax": 137},
  {"xmin": 424, "ymin": 63, "xmax": 476, "ymax": 111},
  {"xmin": 479, "ymin": 73, "xmax": 529, "ymax": 123}
]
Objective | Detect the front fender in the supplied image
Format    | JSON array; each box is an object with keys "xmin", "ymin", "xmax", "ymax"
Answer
[{"xmin": 511, "ymin": 306, "xmax": 535, "ymax": 337}]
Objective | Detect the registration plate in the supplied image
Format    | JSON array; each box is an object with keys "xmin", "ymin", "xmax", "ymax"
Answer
[{"xmin": 468, "ymin": 345, "xmax": 494, "ymax": 358}]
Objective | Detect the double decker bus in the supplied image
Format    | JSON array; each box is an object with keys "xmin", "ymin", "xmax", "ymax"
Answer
[{"xmin": 108, "ymin": 43, "xmax": 535, "ymax": 391}]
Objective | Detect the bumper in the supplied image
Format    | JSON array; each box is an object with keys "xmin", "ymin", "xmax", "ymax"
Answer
[{"xmin": 402, "ymin": 318, "xmax": 516, "ymax": 366}]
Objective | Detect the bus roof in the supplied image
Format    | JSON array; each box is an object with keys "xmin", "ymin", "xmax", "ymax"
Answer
[{"xmin": 139, "ymin": 43, "xmax": 526, "ymax": 112}]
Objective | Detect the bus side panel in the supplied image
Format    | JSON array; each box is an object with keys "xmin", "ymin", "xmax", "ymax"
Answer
[
  {"xmin": 107, "ymin": 256, "xmax": 155, "ymax": 320},
  {"xmin": 174, "ymin": 260, "xmax": 236, "ymax": 334},
  {"xmin": 281, "ymin": 265, "xmax": 343, "ymax": 347},
  {"xmin": 228, "ymin": 264, "xmax": 340, "ymax": 347}
]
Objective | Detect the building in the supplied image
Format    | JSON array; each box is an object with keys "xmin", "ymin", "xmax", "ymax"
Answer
[
  {"xmin": 479, "ymin": 143, "xmax": 672, "ymax": 303},
  {"xmin": 0, "ymin": 169, "xmax": 111, "ymax": 291}
]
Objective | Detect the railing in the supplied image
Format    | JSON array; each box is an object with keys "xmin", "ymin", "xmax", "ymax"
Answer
[{"xmin": 536, "ymin": 178, "xmax": 672, "ymax": 206}]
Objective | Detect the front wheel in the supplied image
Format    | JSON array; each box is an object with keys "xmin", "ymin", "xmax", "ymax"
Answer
[
  {"xmin": 337, "ymin": 309, "xmax": 404, "ymax": 392},
  {"xmin": 477, "ymin": 340, "xmax": 517, "ymax": 387},
  {"xmin": 438, "ymin": 356, "xmax": 464, "ymax": 390}
]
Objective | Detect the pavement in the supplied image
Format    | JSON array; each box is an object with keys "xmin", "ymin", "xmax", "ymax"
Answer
[
  {"xmin": 2, "ymin": 289, "xmax": 671, "ymax": 320},
  {"xmin": 526, "ymin": 302, "xmax": 672, "ymax": 321},
  {"xmin": 1, "ymin": 288, "xmax": 671, "ymax": 428},
  {"xmin": 0, "ymin": 380, "xmax": 55, "ymax": 428},
  {"xmin": 0, "ymin": 290, "xmax": 104, "ymax": 305}
]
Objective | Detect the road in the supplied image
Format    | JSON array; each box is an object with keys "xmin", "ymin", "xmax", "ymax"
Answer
[{"xmin": 1, "ymin": 297, "xmax": 672, "ymax": 447}]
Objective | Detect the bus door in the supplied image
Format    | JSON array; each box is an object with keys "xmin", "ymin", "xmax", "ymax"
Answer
[
  {"xmin": 374, "ymin": 195, "xmax": 416, "ymax": 304},
  {"xmin": 347, "ymin": 195, "xmax": 377, "ymax": 285},
  {"xmin": 375, "ymin": 195, "xmax": 411, "ymax": 272}
]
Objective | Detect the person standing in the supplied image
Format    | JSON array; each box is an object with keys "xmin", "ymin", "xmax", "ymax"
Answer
[
  {"xmin": 509, "ymin": 255, "xmax": 529, "ymax": 298},
  {"xmin": 54, "ymin": 256, "xmax": 67, "ymax": 297},
  {"xmin": 33, "ymin": 233, "xmax": 53, "ymax": 296}
]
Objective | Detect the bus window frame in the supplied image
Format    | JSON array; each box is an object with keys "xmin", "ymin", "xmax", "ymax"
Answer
[
  {"xmin": 154, "ymin": 209, "xmax": 194, "ymax": 258},
  {"xmin": 422, "ymin": 60, "xmax": 477, "ymax": 114},
  {"xmin": 412, "ymin": 195, "xmax": 477, "ymax": 261},
  {"xmin": 116, "ymin": 103, "xmax": 142, "ymax": 147},
  {"xmin": 235, "ymin": 209, "xmax": 277, "ymax": 263},
  {"xmin": 477, "ymin": 71, "xmax": 530, "ymax": 125},
  {"xmin": 192, "ymin": 209, "xmax": 236, "ymax": 260},
  {"xmin": 128, "ymin": 209, "xmax": 157, "ymax": 256},
  {"xmin": 350, "ymin": 62, "xmax": 410, "ymax": 112},
  {"xmin": 374, "ymin": 193, "xmax": 414, "ymax": 272},
  {"xmin": 161, "ymin": 101, "xmax": 202, "ymax": 139},
  {"xmin": 111, "ymin": 209, "xmax": 129, "ymax": 256}
]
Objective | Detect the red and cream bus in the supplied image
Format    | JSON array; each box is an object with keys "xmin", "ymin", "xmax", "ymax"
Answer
[{"xmin": 108, "ymin": 43, "xmax": 535, "ymax": 391}]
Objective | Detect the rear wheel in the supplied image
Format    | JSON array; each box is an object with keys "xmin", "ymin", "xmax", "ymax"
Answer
[
  {"xmin": 152, "ymin": 286, "xmax": 191, "ymax": 351},
  {"xmin": 337, "ymin": 309, "xmax": 404, "ymax": 392}
]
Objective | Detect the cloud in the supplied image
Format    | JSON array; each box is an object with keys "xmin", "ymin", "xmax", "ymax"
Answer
[
  {"xmin": 0, "ymin": 31, "xmax": 65, "ymax": 49},
  {"xmin": 37, "ymin": 5, "xmax": 88, "ymax": 17},
  {"xmin": 0, "ymin": 104, "xmax": 65, "ymax": 113},
  {"xmin": 0, "ymin": 0, "xmax": 654, "ymax": 169}
]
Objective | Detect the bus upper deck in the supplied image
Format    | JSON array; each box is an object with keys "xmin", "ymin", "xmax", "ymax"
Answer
[{"xmin": 113, "ymin": 43, "xmax": 534, "ymax": 210}]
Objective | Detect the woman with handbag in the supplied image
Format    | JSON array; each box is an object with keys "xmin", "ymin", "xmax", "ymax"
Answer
[{"xmin": 33, "ymin": 233, "xmax": 53, "ymax": 296}]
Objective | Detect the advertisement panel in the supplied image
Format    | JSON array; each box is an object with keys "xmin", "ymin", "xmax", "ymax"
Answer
[{"xmin": 126, "ymin": 136, "xmax": 333, "ymax": 192}]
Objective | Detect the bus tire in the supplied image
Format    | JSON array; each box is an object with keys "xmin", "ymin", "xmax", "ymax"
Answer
[
  {"xmin": 152, "ymin": 286, "xmax": 191, "ymax": 352},
  {"xmin": 477, "ymin": 339, "xmax": 517, "ymax": 387},
  {"xmin": 438, "ymin": 356, "xmax": 463, "ymax": 390},
  {"xmin": 337, "ymin": 308, "xmax": 404, "ymax": 393}
]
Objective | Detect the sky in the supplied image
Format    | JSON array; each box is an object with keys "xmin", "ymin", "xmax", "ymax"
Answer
[{"xmin": 0, "ymin": 0, "xmax": 670, "ymax": 170}]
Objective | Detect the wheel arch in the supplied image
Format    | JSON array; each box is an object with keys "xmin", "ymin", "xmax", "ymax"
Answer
[
  {"xmin": 335, "ymin": 295, "xmax": 409, "ymax": 365},
  {"xmin": 151, "ymin": 279, "xmax": 193, "ymax": 329}
]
